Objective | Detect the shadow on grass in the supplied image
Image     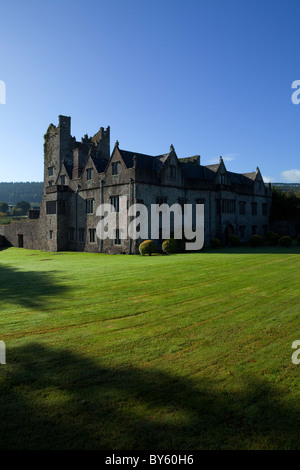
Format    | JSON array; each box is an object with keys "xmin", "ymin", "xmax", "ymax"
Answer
[
  {"xmin": 199, "ymin": 245, "xmax": 300, "ymax": 255},
  {"xmin": 0, "ymin": 265, "xmax": 69, "ymax": 309},
  {"xmin": 1, "ymin": 342, "xmax": 300, "ymax": 450}
]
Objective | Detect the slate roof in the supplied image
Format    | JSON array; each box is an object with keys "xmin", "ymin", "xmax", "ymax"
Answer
[
  {"xmin": 118, "ymin": 149, "xmax": 170, "ymax": 172},
  {"xmin": 227, "ymin": 171, "xmax": 255, "ymax": 186},
  {"xmin": 180, "ymin": 162, "xmax": 216, "ymax": 180},
  {"xmin": 92, "ymin": 157, "xmax": 108, "ymax": 174},
  {"xmin": 242, "ymin": 172, "xmax": 257, "ymax": 181},
  {"xmin": 118, "ymin": 148, "xmax": 257, "ymax": 185}
]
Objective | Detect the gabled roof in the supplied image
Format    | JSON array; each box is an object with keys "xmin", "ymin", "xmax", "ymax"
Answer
[
  {"xmin": 91, "ymin": 156, "xmax": 108, "ymax": 174},
  {"xmin": 61, "ymin": 161, "xmax": 73, "ymax": 179},
  {"xmin": 114, "ymin": 147, "xmax": 259, "ymax": 186},
  {"xmin": 118, "ymin": 149, "xmax": 170, "ymax": 171},
  {"xmin": 242, "ymin": 172, "xmax": 257, "ymax": 181},
  {"xmin": 205, "ymin": 163, "xmax": 220, "ymax": 172},
  {"xmin": 228, "ymin": 171, "xmax": 254, "ymax": 186},
  {"xmin": 180, "ymin": 162, "xmax": 216, "ymax": 180}
]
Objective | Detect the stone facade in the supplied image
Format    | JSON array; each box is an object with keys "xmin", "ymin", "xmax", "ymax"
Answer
[{"xmin": 0, "ymin": 115, "xmax": 272, "ymax": 252}]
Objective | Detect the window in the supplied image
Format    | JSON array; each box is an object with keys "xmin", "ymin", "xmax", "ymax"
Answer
[
  {"xmin": 112, "ymin": 162, "xmax": 120, "ymax": 175},
  {"xmin": 196, "ymin": 198, "xmax": 205, "ymax": 205},
  {"xmin": 252, "ymin": 225, "xmax": 257, "ymax": 235},
  {"xmin": 48, "ymin": 181, "xmax": 53, "ymax": 186},
  {"xmin": 48, "ymin": 167, "xmax": 54, "ymax": 176},
  {"xmin": 46, "ymin": 201, "xmax": 56, "ymax": 214},
  {"xmin": 239, "ymin": 201, "xmax": 246, "ymax": 215},
  {"xmin": 86, "ymin": 198, "xmax": 94, "ymax": 214},
  {"xmin": 257, "ymin": 181, "xmax": 261, "ymax": 190},
  {"xmin": 169, "ymin": 165, "xmax": 176, "ymax": 179},
  {"xmin": 251, "ymin": 202, "xmax": 257, "ymax": 216},
  {"xmin": 78, "ymin": 228, "xmax": 85, "ymax": 243},
  {"xmin": 262, "ymin": 203, "xmax": 267, "ymax": 216},
  {"xmin": 86, "ymin": 168, "xmax": 93, "ymax": 180},
  {"xmin": 49, "ymin": 230, "xmax": 53, "ymax": 240},
  {"xmin": 222, "ymin": 199, "xmax": 235, "ymax": 213},
  {"xmin": 114, "ymin": 229, "xmax": 121, "ymax": 245},
  {"xmin": 220, "ymin": 174, "xmax": 226, "ymax": 184},
  {"xmin": 110, "ymin": 195, "xmax": 119, "ymax": 212},
  {"xmin": 156, "ymin": 197, "xmax": 168, "ymax": 205},
  {"xmin": 60, "ymin": 175, "xmax": 66, "ymax": 185},
  {"xmin": 89, "ymin": 228, "xmax": 96, "ymax": 243}
]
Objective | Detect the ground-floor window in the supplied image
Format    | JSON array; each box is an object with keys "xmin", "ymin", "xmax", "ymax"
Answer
[
  {"xmin": 89, "ymin": 228, "xmax": 96, "ymax": 243},
  {"xmin": 114, "ymin": 228, "xmax": 121, "ymax": 245},
  {"xmin": 49, "ymin": 230, "xmax": 53, "ymax": 240}
]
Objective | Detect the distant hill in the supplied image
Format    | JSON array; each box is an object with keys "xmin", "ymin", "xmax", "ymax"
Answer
[
  {"xmin": 0, "ymin": 182, "xmax": 43, "ymax": 205},
  {"xmin": 271, "ymin": 183, "xmax": 300, "ymax": 195},
  {"xmin": 0, "ymin": 181, "xmax": 299, "ymax": 206}
]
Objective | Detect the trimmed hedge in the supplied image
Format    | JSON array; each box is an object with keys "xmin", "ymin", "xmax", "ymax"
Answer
[
  {"xmin": 250, "ymin": 234, "xmax": 264, "ymax": 247},
  {"xmin": 139, "ymin": 240, "xmax": 157, "ymax": 256},
  {"xmin": 266, "ymin": 231, "xmax": 280, "ymax": 245},
  {"xmin": 162, "ymin": 238, "xmax": 178, "ymax": 254},
  {"xmin": 211, "ymin": 237, "xmax": 222, "ymax": 248},
  {"xmin": 279, "ymin": 235, "xmax": 293, "ymax": 248}
]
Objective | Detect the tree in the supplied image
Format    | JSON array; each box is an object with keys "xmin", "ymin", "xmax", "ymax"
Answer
[
  {"xmin": 14, "ymin": 201, "xmax": 31, "ymax": 215},
  {"xmin": 0, "ymin": 202, "xmax": 8, "ymax": 213}
]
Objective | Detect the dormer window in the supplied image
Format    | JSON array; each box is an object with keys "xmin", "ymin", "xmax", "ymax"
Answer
[
  {"xmin": 60, "ymin": 175, "xmax": 66, "ymax": 185},
  {"xmin": 86, "ymin": 168, "xmax": 93, "ymax": 180},
  {"xmin": 112, "ymin": 162, "xmax": 120, "ymax": 175},
  {"xmin": 220, "ymin": 174, "xmax": 226, "ymax": 184}
]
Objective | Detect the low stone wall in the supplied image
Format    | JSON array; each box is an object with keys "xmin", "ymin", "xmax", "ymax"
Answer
[{"xmin": 0, "ymin": 219, "xmax": 42, "ymax": 250}]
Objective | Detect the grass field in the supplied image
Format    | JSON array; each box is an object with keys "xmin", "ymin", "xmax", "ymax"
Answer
[{"xmin": 1, "ymin": 246, "xmax": 300, "ymax": 450}]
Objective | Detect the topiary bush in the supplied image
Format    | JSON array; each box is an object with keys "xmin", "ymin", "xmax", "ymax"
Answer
[
  {"xmin": 139, "ymin": 240, "xmax": 157, "ymax": 256},
  {"xmin": 229, "ymin": 234, "xmax": 240, "ymax": 247},
  {"xmin": 211, "ymin": 237, "xmax": 222, "ymax": 248},
  {"xmin": 162, "ymin": 238, "xmax": 178, "ymax": 254},
  {"xmin": 266, "ymin": 231, "xmax": 280, "ymax": 245},
  {"xmin": 250, "ymin": 234, "xmax": 264, "ymax": 247},
  {"xmin": 279, "ymin": 235, "xmax": 293, "ymax": 248}
]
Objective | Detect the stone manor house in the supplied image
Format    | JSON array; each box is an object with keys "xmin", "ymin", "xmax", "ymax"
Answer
[{"xmin": 0, "ymin": 115, "xmax": 272, "ymax": 253}]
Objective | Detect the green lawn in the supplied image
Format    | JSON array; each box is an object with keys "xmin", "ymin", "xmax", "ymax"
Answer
[{"xmin": 0, "ymin": 246, "xmax": 300, "ymax": 449}]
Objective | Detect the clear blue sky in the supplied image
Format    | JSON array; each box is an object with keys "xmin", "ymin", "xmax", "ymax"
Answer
[{"xmin": 0, "ymin": 0, "xmax": 300, "ymax": 183}]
